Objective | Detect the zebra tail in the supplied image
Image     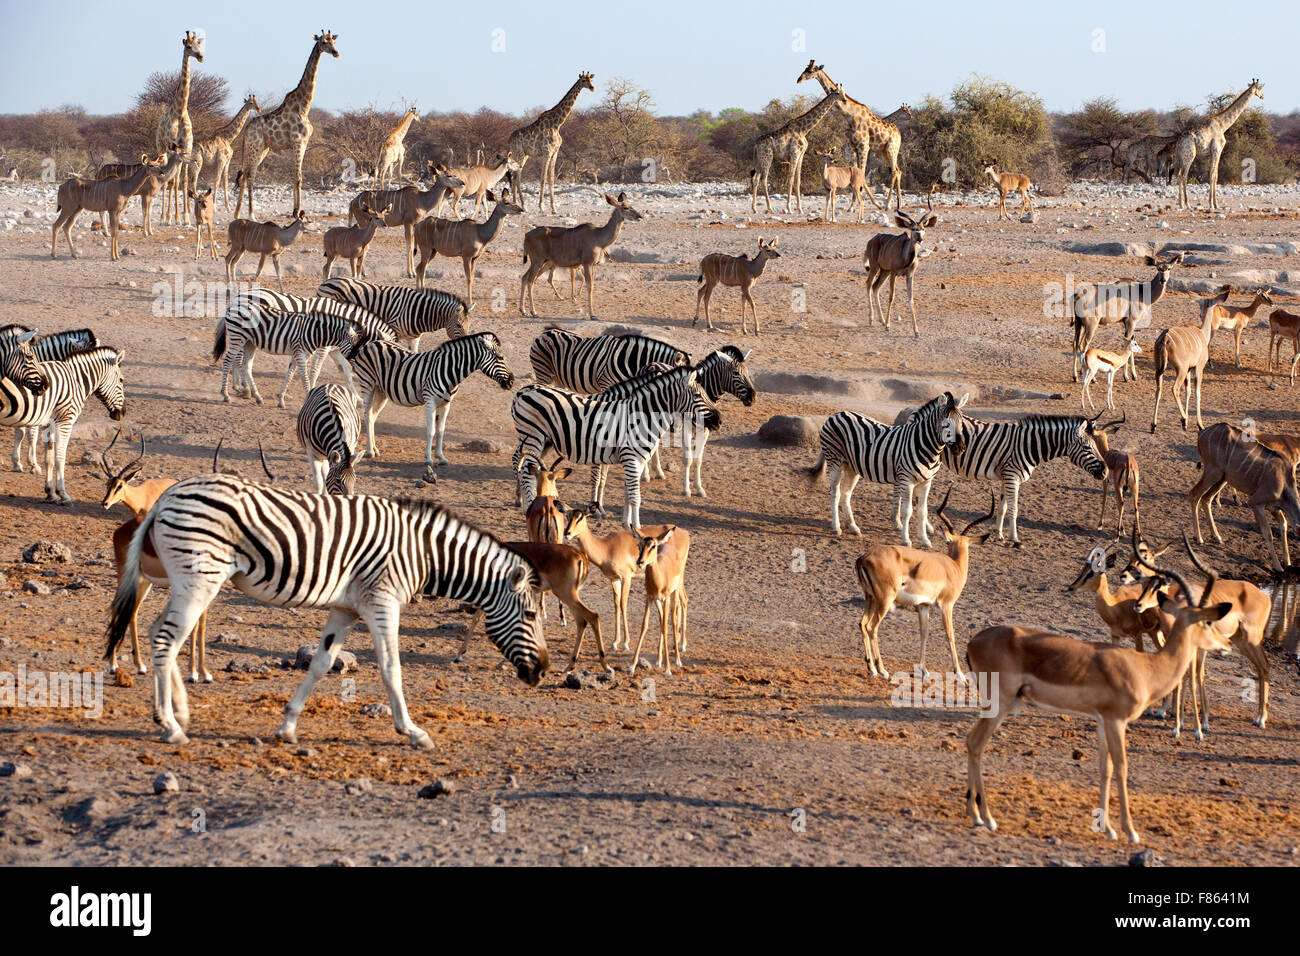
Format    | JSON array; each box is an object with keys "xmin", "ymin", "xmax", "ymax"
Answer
[
  {"xmin": 805, "ymin": 452, "xmax": 827, "ymax": 482},
  {"xmin": 212, "ymin": 317, "xmax": 227, "ymax": 364},
  {"xmin": 105, "ymin": 509, "xmax": 154, "ymax": 661}
]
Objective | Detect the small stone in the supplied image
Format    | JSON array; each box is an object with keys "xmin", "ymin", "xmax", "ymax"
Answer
[
  {"xmin": 22, "ymin": 541, "xmax": 73, "ymax": 564},
  {"xmin": 344, "ymin": 777, "xmax": 373, "ymax": 796},
  {"xmin": 295, "ymin": 748, "xmax": 317, "ymax": 758},
  {"xmin": 1129, "ymin": 848, "xmax": 1157, "ymax": 867},
  {"xmin": 213, "ymin": 632, "xmax": 238, "ymax": 644},
  {"xmin": 0, "ymin": 761, "xmax": 33, "ymax": 779},
  {"xmin": 417, "ymin": 779, "xmax": 457, "ymax": 799},
  {"xmin": 461, "ymin": 439, "xmax": 502, "ymax": 455},
  {"xmin": 65, "ymin": 576, "xmax": 94, "ymax": 591},
  {"xmin": 757, "ymin": 414, "xmax": 820, "ymax": 447},
  {"xmin": 1071, "ymin": 749, "xmax": 1085, "ymax": 760},
  {"xmin": 153, "ymin": 771, "xmax": 180, "ymax": 794},
  {"xmin": 224, "ymin": 656, "xmax": 269, "ymax": 674},
  {"xmin": 21, "ymin": 580, "xmax": 50, "ymax": 595},
  {"xmin": 325, "ymin": 857, "xmax": 355, "ymax": 867},
  {"xmin": 360, "ymin": 702, "xmax": 392, "ymax": 718}
]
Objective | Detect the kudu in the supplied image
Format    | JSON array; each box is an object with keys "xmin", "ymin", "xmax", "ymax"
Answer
[
  {"xmin": 982, "ymin": 162, "xmax": 1034, "ymax": 220},
  {"xmin": 432, "ymin": 154, "xmax": 521, "ymax": 220},
  {"xmin": 519, "ymin": 191, "xmax": 643, "ymax": 320},
  {"xmin": 1070, "ymin": 252, "xmax": 1184, "ymax": 383},
  {"xmin": 225, "ymin": 210, "xmax": 314, "ymax": 291},
  {"xmin": 347, "ymin": 165, "xmax": 464, "ymax": 277},
  {"xmin": 415, "ymin": 188, "xmax": 524, "ymax": 301},
  {"xmin": 322, "ymin": 202, "xmax": 391, "ymax": 280},
  {"xmin": 52, "ymin": 145, "xmax": 185, "ymax": 260},
  {"xmin": 862, "ymin": 198, "xmax": 940, "ymax": 337},
  {"xmin": 693, "ymin": 236, "xmax": 781, "ymax": 334}
]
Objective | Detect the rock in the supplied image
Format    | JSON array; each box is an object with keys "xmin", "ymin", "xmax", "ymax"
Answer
[
  {"xmin": 0, "ymin": 761, "xmax": 33, "ymax": 779},
  {"xmin": 1071, "ymin": 748, "xmax": 1085, "ymax": 760},
  {"xmin": 1129, "ymin": 848, "xmax": 1157, "ymax": 867},
  {"xmin": 417, "ymin": 779, "xmax": 457, "ymax": 799},
  {"xmin": 344, "ymin": 777, "xmax": 373, "ymax": 796},
  {"xmin": 1020, "ymin": 210, "xmax": 1038, "ymax": 224},
  {"xmin": 224, "ymin": 655, "xmax": 270, "ymax": 674},
  {"xmin": 758, "ymin": 415, "xmax": 821, "ymax": 447},
  {"xmin": 153, "ymin": 771, "xmax": 179, "ymax": 794},
  {"xmin": 360, "ymin": 702, "xmax": 392, "ymax": 718},
  {"xmin": 65, "ymin": 576, "xmax": 94, "ymax": 591},
  {"xmin": 21, "ymin": 580, "xmax": 51, "ymax": 595},
  {"xmin": 62, "ymin": 796, "xmax": 115, "ymax": 825},
  {"xmin": 293, "ymin": 645, "xmax": 356, "ymax": 672},
  {"xmin": 461, "ymin": 439, "xmax": 501, "ymax": 454},
  {"xmin": 213, "ymin": 632, "xmax": 238, "ymax": 644},
  {"xmin": 22, "ymin": 540, "xmax": 73, "ymax": 564},
  {"xmin": 564, "ymin": 669, "xmax": 621, "ymax": 690},
  {"xmin": 892, "ymin": 406, "xmax": 916, "ymax": 426},
  {"xmin": 295, "ymin": 748, "xmax": 317, "ymax": 758},
  {"xmin": 325, "ymin": 857, "xmax": 355, "ymax": 867}
]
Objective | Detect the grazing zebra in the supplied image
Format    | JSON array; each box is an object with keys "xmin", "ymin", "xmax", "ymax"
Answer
[
  {"xmin": 529, "ymin": 326, "xmax": 689, "ymax": 393},
  {"xmin": 12, "ymin": 348, "xmax": 127, "ymax": 502},
  {"xmin": 351, "ymin": 332, "xmax": 515, "ymax": 467},
  {"xmin": 214, "ymin": 300, "xmax": 383, "ymax": 407},
  {"xmin": 806, "ymin": 391, "xmax": 969, "ymax": 545},
  {"xmin": 942, "ymin": 413, "xmax": 1107, "ymax": 544},
  {"xmin": 637, "ymin": 346, "xmax": 755, "ymax": 496},
  {"xmin": 105, "ymin": 475, "xmax": 549, "ymax": 748},
  {"xmin": 296, "ymin": 384, "xmax": 362, "ymax": 494},
  {"xmin": 511, "ymin": 366, "xmax": 721, "ymax": 527},
  {"xmin": 317, "ymin": 277, "xmax": 472, "ymax": 351},
  {"xmin": 220, "ymin": 289, "xmax": 398, "ymax": 398}
]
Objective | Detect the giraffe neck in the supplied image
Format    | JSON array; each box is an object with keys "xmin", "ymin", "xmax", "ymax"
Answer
[
  {"xmin": 214, "ymin": 102, "xmax": 258, "ymax": 143},
  {"xmin": 283, "ymin": 45, "xmax": 324, "ymax": 118},
  {"xmin": 814, "ymin": 69, "xmax": 870, "ymax": 121},
  {"xmin": 393, "ymin": 113, "xmax": 416, "ymax": 140},
  {"xmin": 1211, "ymin": 85, "xmax": 1258, "ymax": 133},
  {"xmin": 790, "ymin": 93, "xmax": 841, "ymax": 134},
  {"xmin": 176, "ymin": 52, "xmax": 193, "ymax": 117},
  {"xmin": 541, "ymin": 78, "xmax": 586, "ymax": 130}
]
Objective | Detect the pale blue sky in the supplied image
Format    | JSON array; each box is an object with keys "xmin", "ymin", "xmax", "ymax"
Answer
[{"xmin": 1, "ymin": 0, "xmax": 1296, "ymax": 116}]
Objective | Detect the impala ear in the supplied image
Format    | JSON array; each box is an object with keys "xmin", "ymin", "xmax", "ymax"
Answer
[
  {"xmin": 466, "ymin": 301, "xmax": 476, "ymax": 313},
  {"xmin": 556, "ymin": 467, "xmax": 573, "ymax": 480}
]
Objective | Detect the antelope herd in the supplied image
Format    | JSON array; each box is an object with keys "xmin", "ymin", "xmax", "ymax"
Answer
[{"xmin": 9, "ymin": 29, "xmax": 1299, "ymax": 854}]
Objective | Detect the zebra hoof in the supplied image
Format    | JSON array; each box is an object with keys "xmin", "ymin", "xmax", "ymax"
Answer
[
  {"xmin": 137, "ymin": 665, "xmax": 148, "ymax": 675},
  {"xmin": 409, "ymin": 730, "xmax": 435, "ymax": 750},
  {"xmin": 161, "ymin": 728, "xmax": 190, "ymax": 746},
  {"xmin": 274, "ymin": 725, "xmax": 298, "ymax": 745}
]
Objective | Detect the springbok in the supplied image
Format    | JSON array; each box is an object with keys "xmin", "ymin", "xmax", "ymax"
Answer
[
  {"xmin": 630, "ymin": 526, "xmax": 692, "ymax": 677},
  {"xmin": 1090, "ymin": 413, "xmax": 1140, "ymax": 537},
  {"xmin": 982, "ymin": 161, "xmax": 1034, "ymax": 221},
  {"xmin": 347, "ymin": 165, "xmax": 464, "ymax": 277},
  {"xmin": 1066, "ymin": 544, "xmax": 1162, "ymax": 653},
  {"xmin": 321, "ymin": 202, "xmax": 391, "ymax": 280},
  {"xmin": 1207, "ymin": 289, "xmax": 1272, "ymax": 368},
  {"xmin": 524, "ymin": 459, "xmax": 573, "ymax": 623},
  {"xmin": 51, "ymin": 146, "xmax": 185, "ymax": 260},
  {"xmin": 855, "ymin": 489, "xmax": 995, "ymax": 681},
  {"xmin": 432, "ymin": 154, "xmax": 521, "ymax": 221},
  {"xmin": 225, "ymin": 211, "xmax": 314, "ymax": 291},
  {"xmin": 519, "ymin": 192, "xmax": 643, "ymax": 321},
  {"xmin": 189, "ymin": 187, "xmax": 217, "ymax": 260},
  {"xmin": 966, "ymin": 544, "xmax": 1232, "ymax": 845},
  {"xmin": 1080, "ymin": 340, "xmax": 1141, "ymax": 411},
  {"xmin": 1266, "ymin": 308, "xmax": 1300, "ymax": 384},
  {"xmin": 1150, "ymin": 287, "xmax": 1222, "ymax": 432},
  {"xmin": 414, "ymin": 188, "xmax": 524, "ymax": 301},
  {"xmin": 1069, "ymin": 253, "xmax": 1184, "ymax": 382},
  {"xmin": 1189, "ymin": 421, "xmax": 1300, "ymax": 571},
  {"xmin": 862, "ymin": 198, "xmax": 940, "ymax": 336},
  {"xmin": 815, "ymin": 150, "xmax": 867, "ymax": 223},
  {"xmin": 693, "ymin": 237, "xmax": 781, "ymax": 334}
]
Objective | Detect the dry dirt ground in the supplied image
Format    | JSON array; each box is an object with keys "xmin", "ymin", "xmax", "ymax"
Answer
[{"xmin": 1, "ymin": 179, "xmax": 1298, "ymax": 866}]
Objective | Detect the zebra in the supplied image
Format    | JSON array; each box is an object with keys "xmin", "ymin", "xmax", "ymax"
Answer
[
  {"xmin": 636, "ymin": 346, "xmax": 755, "ymax": 496},
  {"xmin": 0, "ymin": 329, "xmax": 50, "ymax": 404},
  {"xmin": 529, "ymin": 326, "xmax": 689, "ymax": 393},
  {"xmin": 214, "ymin": 304, "xmax": 372, "ymax": 407},
  {"xmin": 25, "ymin": 327, "xmax": 100, "ymax": 362},
  {"xmin": 350, "ymin": 332, "xmax": 515, "ymax": 468},
  {"xmin": 942, "ymin": 413, "xmax": 1107, "ymax": 544},
  {"xmin": 216, "ymin": 290, "xmax": 398, "ymax": 401},
  {"xmin": 296, "ymin": 384, "xmax": 362, "ymax": 494},
  {"xmin": 104, "ymin": 475, "xmax": 548, "ymax": 748},
  {"xmin": 806, "ymin": 391, "xmax": 969, "ymax": 545},
  {"xmin": 11, "ymin": 348, "xmax": 127, "ymax": 502},
  {"xmin": 317, "ymin": 277, "xmax": 472, "ymax": 351},
  {"xmin": 511, "ymin": 366, "xmax": 721, "ymax": 527}
]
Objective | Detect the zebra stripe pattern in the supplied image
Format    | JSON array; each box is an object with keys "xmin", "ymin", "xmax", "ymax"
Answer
[
  {"xmin": 529, "ymin": 326, "xmax": 689, "ymax": 394},
  {"xmin": 104, "ymin": 475, "xmax": 548, "ymax": 748},
  {"xmin": 0, "ymin": 327, "xmax": 50, "ymax": 401},
  {"xmin": 11, "ymin": 347, "xmax": 126, "ymax": 502},
  {"xmin": 317, "ymin": 277, "xmax": 471, "ymax": 350},
  {"xmin": 31, "ymin": 328, "xmax": 100, "ymax": 362},
  {"xmin": 351, "ymin": 332, "xmax": 514, "ymax": 467},
  {"xmin": 942, "ymin": 413, "xmax": 1106, "ymax": 543},
  {"xmin": 296, "ymin": 384, "xmax": 362, "ymax": 494},
  {"xmin": 807, "ymin": 391, "xmax": 969, "ymax": 545},
  {"xmin": 511, "ymin": 366, "xmax": 720, "ymax": 527},
  {"xmin": 216, "ymin": 290, "xmax": 398, "ymax": 404}
]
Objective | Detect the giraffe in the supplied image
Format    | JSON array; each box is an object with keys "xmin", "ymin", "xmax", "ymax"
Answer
[
  {"xmin": 1172, "ymin": 79, "xmax": 1264, "ymax": 211},
  {"xmin": 235, "ymin": 31, "xmax": 340, "ymax": 218},
  {"xmin": 750, "ymin": 86, "xmax": 845, "ymax": 215},
  {"xmin": 191, "ymin": 94, "xmax": 261, "ymax": 213},
  {"xmin": 155, "ymin": 31, "xmax": 204, "ymax": 227},
  {"xmin": 506, "ymin": 71, "xmax": 595, "ymax": 213},
  {"xmin": 797, "ymin": 60, "xmax": 904, "ymax": 210},
  {"xmin": 376, "ymin": 107, "xmax": 419, "ymax": 189}
]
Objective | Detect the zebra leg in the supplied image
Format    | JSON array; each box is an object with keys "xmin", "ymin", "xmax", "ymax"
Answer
[
  {"xmin": 51, "ymin": 420, "xmax": 73, "ymax": 504},
  {"xmin": 150, "ymin": 586, "xmax": 219, "ymax": 745},
  {"xmin": 279, "ymin": 352, "xmax": 308, "ymax": 408},
  {"xmin": 843, "ymin": 472, "xmax": 862, "ymax": 536},
  {"xmin": 915, "ymin": 479, "xmax": 934, "ymax": 549},
  {"xmin": 588, "ymin": 465, "xmax": 605, "ymax": 516},
  {"xmin": 691, "ymin": 428, "xmax": 710, "ymax": 497},
  {"xmin": 364, "ymin": 603, "xmax": 433, "ymax": 749},
  {"xmin": 895, "ymin": 480, "xmax": 914, "ymax": 546},
  {"xmin": 1007, "ymin": 479, "xmax": 1023, "ymax": 546},
  {"xmin": 40, "ymin": 424, "xmax": 57, "ymax": 502},
  {"xmin": 828, "ymin": 464, "xmax": 844, "ymax": 535},
  {"xmin": 621, "ymin": 456, "xmax": 643, "ymax": 529},
  {"xmin": 427, "ymin": 399, "xmax": 452, "ymax": 466},
  {"xmin": 277, "ymin": 607, "xmax": 359, "ymax": 746}
]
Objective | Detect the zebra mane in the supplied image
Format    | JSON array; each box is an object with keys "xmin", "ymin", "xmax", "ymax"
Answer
[
  {"xmin": 1022, "ymin": 414, "xmax": 1088, "ymax": 427},
  {"xmin": 596, "ymin": 362, "xmax": 699, "ymax": 400},
  {"xmin": 716, "ymin": 345, "xmax": 746, "ymax": 363},
  {"xmin": 56, "ymin": 345, "xmax": 120, "ymax": 367}
]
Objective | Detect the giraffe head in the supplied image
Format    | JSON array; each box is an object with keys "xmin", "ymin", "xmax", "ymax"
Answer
[
  {"xmin": 183, "ymin": 31, "xmax": 203, "ymax": 64},
  {"xmin": 899, "ymin": 104, "xmax": 913, "ymax": 119},
  {"xmin": 314, "ymin": 30, "xmax": 340, "ymax": 58},
  {"xmin": 243, "ymin": 93, "xmax": 262, "ymax": 112},
  {"xmin": 578, "ymin": 71, "xmax": 595, "ymax": 93},
  {"xmin": 1249, "ymin": 78, "xmax": 1264, "ymax": 101},
  {"xmin": 796, "ymin": 60, "xmax": 824, "ymax": 85},
  {"xmin": 405, "ymin": 107, "xmax": 420, "ymax": 124}
]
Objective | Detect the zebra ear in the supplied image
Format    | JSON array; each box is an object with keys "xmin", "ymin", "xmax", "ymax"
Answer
[
  {"xmin": 114, "ymin": 349, "xmax": 127, "ymax": 366},
  {"xmin": 741, "ymin": 349, "xmax": 752, "ymax": 362},
  {"xmin": 16, "ymin": 330, "xmax": 37, "ymax": 345},
  {"xmin": 508, "ymin": 564, "xmax": 530, "ymax": 594},
  {"xmin": 955, "ymin": 392, "xmax": 969, "ymax": 408},
  {"xmin": 328, "ymin": 450, "xmax": 342, "ymax": 465}
]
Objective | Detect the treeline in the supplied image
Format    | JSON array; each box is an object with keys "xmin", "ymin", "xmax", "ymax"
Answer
[{"xmin": 3, "ymin": 73, "xmax": 1297, "ymax": 191}]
